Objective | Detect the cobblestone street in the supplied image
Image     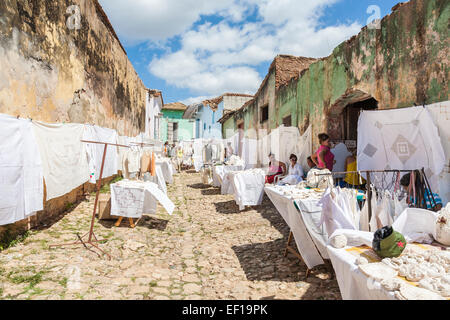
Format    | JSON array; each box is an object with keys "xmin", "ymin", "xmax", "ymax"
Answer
[{"xmin": 0, "ymin": 171, "xmax": 341, "ymax": 300}]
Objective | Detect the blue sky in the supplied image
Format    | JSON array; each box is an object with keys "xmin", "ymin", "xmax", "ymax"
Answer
[{"xmin": 99, "ymin": 0, "xmax": 401, "ymax": 104}]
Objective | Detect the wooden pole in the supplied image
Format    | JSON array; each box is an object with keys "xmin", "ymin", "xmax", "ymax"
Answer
[{"xmin": 367, "ymin": 172, "xmax": 372, "ymax": 223}]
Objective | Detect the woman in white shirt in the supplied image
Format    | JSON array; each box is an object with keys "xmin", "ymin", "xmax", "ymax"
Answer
[{"xmin": 279, "ymin": 154, "xmax": 304, "ymax": 185}]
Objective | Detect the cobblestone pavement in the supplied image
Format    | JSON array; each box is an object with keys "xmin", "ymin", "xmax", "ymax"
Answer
[{"xmin": 0, "ymin": 171, "xmax": 341, "ymax": 300}]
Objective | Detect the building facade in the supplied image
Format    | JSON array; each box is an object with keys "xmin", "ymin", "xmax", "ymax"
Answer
[
  {"xmin": 184, "ymin": 93, "xmax": 253, "ymax": 139},
  {"xmin": 160, "ymin": 103, "xmax": 195, "ymax": 143},
  {"xmin": 222, "ymin": 0, "xmax": 449, "ymax": 153}
]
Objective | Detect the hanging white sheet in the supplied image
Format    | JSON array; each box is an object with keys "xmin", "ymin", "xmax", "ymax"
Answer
[
  {"xmin": 357, "ymin": 106, "xmax": 446, "ymax": 192},
  {"xmin": 117, "ymin": 136, "xmax": 130, "ymax": 172},
  {"xmin": 296, "ymin": 125, "xmax": 313, "ymax": 173},
  {"xmin": 425, "ymin": 101, "xmax": 450, "ymax": 205},
  {"xmin": 33, "ymin": 121, "xmax": 89, "ymax": 201},
  {"xmin": 83, "ymin": 125, "xmax": 119, "ymax": 183},
  {"xmin": 242, "ymin": 138, "xmax": 258, "ymax": 169},
  {"xmin": 0, "ymin": 115, "xmax": 44, "ymax": 225}
]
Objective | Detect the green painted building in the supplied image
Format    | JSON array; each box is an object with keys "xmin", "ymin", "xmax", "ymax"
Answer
[
  {"xmin": 223, "ymin": 0, "xmax": 449, "ymax": 151},
  {"xmin": 159, "ymin": 102, "xmax": 195, "ymax": 143}
]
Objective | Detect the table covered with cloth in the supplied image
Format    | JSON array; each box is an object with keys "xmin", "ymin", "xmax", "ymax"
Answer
[
  {"xmin": 221, "ymin": 169, "xmax": 266, "ymax": 210},
  {"xmin": 110, "ymin": 180, "xmax": 175, "ymax": 218},
  {"xmin": 326, "ymin": 229, "xmax": 449, "ymax": 300},
  {"xmin": 264, "ymin": 185, "xmax": 329, "ymax": 269},
  {"xmin": 155, "ymin": 158, "xmax": 174, "ymax": 184},
  {"xmin": 212, "ymin": 165, "xmax": 244, "ymax": 187}
]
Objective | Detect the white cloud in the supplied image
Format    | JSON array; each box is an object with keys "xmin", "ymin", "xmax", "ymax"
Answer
[{"xmin": 100, "ymin": 0, "xmax": 363, "ymax": 98}]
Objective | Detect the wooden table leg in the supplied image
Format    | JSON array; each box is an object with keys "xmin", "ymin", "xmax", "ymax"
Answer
[
  {"xmin": 284, "ymin": 231, "xmax": 293, "ymax": 257},
  {"xmin": 115, "ymin": 217, "xmax": 123, "ymax": 227},
  {"xmin": 128, "ymin": 218, "xmax": 135, "ymax": 228}
]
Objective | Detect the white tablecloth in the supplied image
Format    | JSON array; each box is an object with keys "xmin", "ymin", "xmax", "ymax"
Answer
[
  {"xmin": 110, "ymin": 180, "xmax": 174, "ymax": 218},
  {"xmin": 156, "ymin": 159, "xmax": 174, "ymax": 184},
  {"xmin": 326, "ymin": 229, "xmax": 398, "ymax": 300},
  {"xmin": 212, "ymin": 165, "xmax": 244, "ymax": 187},
  {"xmin": 229, "ymin": 170, "xmax": 266, "ymax": 210},
  {"xmin": 264, "ymin": 186, "xmax": 328, "ymax": 269}
]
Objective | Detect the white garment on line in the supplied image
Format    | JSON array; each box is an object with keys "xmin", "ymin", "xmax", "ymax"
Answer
[
  {"xmin": 0, "ymin": 115, "xmax": 43, "ymax": 225},
  {"xmin": 426, "ymin": 101, "xmax": 450, "ymax": 205},
  {"xmin": 357, "ymin": 106, "xmax": 446, "ymax": 193},
  {"xmin": 33, "ymin": 121, "xmax": 89, "ymax": 201},
  {"xmin": 117, "ymin": 136, "xmax": 130, "ymax": 172},
  {"xmin": 83, "ymin": 125, "xmax": 119, "ymax": 183},
  {"xmin": 318, "ymin": 188, "xmax": 358, "ymax": 236}
]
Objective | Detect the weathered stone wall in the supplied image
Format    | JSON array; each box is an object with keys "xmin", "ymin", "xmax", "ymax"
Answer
[
  {"xmin": 0, "ymin": 0, "xmax": 147, "ymax": 136},
  {"xmin": 296, "ymin": 0, "xmax": 449, "ymax": 147},
  {"xmin": 0, "ymin": 0, "xmax": 148, "ymax": 242}
]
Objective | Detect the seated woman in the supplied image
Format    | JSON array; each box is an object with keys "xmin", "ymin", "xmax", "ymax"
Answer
[
  {"xmin": 400, "ymin": 172, "xmax": 442, "ymax": 211},
  {"xmin": 265, "ymin": 153, "xmax": 286, "ymax": 184},
  {"xmin": 278, "ymin": 154, "xmax": 304, "ymax": 185},
  {"xmin": 343, "ymin": 152, "xmax": 366, "ymax": 189}
]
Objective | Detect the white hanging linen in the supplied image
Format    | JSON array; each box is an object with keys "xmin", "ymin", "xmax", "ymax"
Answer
[
  {"xmin": 425, "ymin": 101, "xmax": 450, "ymax": 205},
  {"xmin": 242, "ymin": 138, "xmax": 258, "ymax": 169},
  {"xmin": 357, "ymin": 106, "xmax": 446, "ymax": 192},
  {"xmin": 0, "ymin": 115, "xmax": 44, "ymax": 225},
  {"xmin": 296, "ymin": 125, "xmax": 313, "ymax": 174},
  {"xmin": 33, "ymin": 121, "xmax": 89, "ymax": 201},
  {"xmin": 318, "ymin": 188, "xmax": 357, "ymax": 236},
  {"xmin": 117, "ymin": 136, "xmax": 130, "ymax": 172},
  {"xmin": 193, "ymin": 139, "xmax": 204, "ymax": 172},
  {"xmin": 83, "ymin": 125, "xmax": 119, "ymax": 182}
]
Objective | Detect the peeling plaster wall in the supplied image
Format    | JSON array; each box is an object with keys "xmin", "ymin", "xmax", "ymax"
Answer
[
  {"xmin": 0, "ymin": 0, "xmax": 149, "ymax": 241},
  {"xmin": 0, "ymin": 0, "xmax": 147, "ymax": 136},
  {"xmin": 296, "ymin": 0, "xmax": 448, "ymax": 148}
]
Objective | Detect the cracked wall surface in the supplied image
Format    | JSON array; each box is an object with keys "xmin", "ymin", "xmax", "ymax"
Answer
[{"xmin": 0, "ymin": 0, "xmax": 147, "ymax": 136}]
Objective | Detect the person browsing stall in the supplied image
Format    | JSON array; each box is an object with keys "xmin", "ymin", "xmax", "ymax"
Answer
[
  {"xmin": 400, "ymin": 173, "xmax": 442, "ymax": 211},
  {"xmin": 311, "ymin": 133, "xmax": 336, "ymax": 171}
]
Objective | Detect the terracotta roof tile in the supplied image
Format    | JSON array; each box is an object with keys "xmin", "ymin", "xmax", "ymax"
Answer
[{"xmin": 163, "ymin": 102, "xmax": 187, "ymax": 111}]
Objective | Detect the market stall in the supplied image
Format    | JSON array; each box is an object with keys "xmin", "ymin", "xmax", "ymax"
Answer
[
  {"xmin": 221, "ymin": 169, "xmax": 266, "ymax": 210},
  {"xmin": 110, "ymin": 179, "xmax": 175, "ymax": 227},
  {"xmin": 326, "ymin": 227, "xmax": 449, "ymax": 300},
  {"xmin": 264, "ymin": 185, "xmax": 329, "ymax": 274}
]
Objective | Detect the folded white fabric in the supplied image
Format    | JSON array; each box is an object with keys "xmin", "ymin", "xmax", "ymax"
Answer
[
  {"xmin": 0, "ymin": 115, "xmax": 44, "ymax": 225},
  {"xmin": 392, "ymin": 208, "xmax": 438, "ymax": 243},
  {"xmin": 33, "ymin": 121, "xmax": 89, "ymax": 201}
]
